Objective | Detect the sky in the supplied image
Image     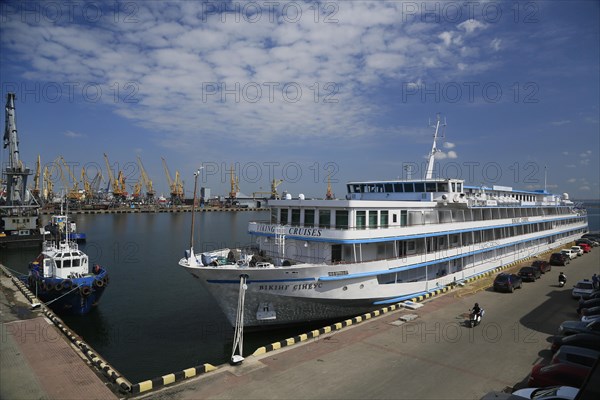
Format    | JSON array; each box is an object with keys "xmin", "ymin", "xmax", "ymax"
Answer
[{"xmin": 1, "ymin": 0, "xmax": 599, "ymax": 200}]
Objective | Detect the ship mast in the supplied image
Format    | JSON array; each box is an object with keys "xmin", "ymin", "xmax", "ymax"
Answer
[
  {"xmin": 424, "ymin": 114, "xmax": 446, "ymax": 180},
  {"xmin": 187, "ymin": 167, "xmax": 203, "ymax": 265}
]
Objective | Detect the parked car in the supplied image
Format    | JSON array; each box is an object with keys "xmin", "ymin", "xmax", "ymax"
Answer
[
  {"xmin": 572, "ymin": 279, "xmax": 597, "ymax": 299},
  {"xmin": 561, "ymin": 249, "xmax": 577, "ymax": 260},
  {"xmin": 550, "ymin": 253, "xmax": 570, "ymax": 266},
  {"xmin": 576, "ymin": 238, "xmax": 598, "ymax": 247},
  {"xmin": 577, "ymin": 298, "xmax": 600, "ymax": 315},
  {"xmin": 581, "ymin": 233, "xmax": 600, "ymax": 241},
  {"xmin": 570, "ymin": 246, "xmax": 584, "ymax": 256},
  {"xmin": 580, "ymin": 306, "xmax": 600, "ymax": 323},
  {"xmin": 578, "ymin": 243, "xmax": 591, "ymax": 253},
  {"xmin": 519, "ymin": 266, "xmax": 541, "ymax": 282},
  {"xmin": 511, "ymin": 386, "xmax": 578, "ymax": 400},
  {"xmin": 531, "ymin": 260, "xmax": 551, "ymax": 274},
  {"xmin": 528, "ymin": 362, "xmax": 590, "ymax": 388},
  {"xmin": 551, "ymin": 345, "xmax": 600, "ymax": 368},
  {"xmin": 551, "ymin": 333, "xmax": 600, "ymax": 353},
  {"xmin": 493, "ymin": 273, "xmax": 523, "ymax": 293},
  {"xmin": 559, "ymin": 319, "xmax": 600, "ymax": 336}
]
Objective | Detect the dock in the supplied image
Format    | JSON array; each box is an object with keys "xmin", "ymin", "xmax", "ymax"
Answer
[
  {"xmin": 2, "ymin": 249, "xmax": 599, "ymax": 399},
  {"xmin": 39, "ymin": 206, "xmax": 268, "ymax": 215},
  {"xmin": 0, "ymin": 267, "xmax": 119, "ymax": 399}
]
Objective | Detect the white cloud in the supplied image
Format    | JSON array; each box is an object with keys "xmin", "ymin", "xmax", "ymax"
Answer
[
  {"xmin": 64, "ymin": 130, "xmax": 84, "ymax": 138},
  {"xmin": 443, "ymin": 142, "xmax": 456, "ymax": 149},
  {"xmin": 579, "ymin": 186, "xmax": 591, "ymax": 191},
  {"xmin": 458, "ymin": 19, "xmax": 487, "ymax": 35},
  {"xmin": 562, "ymin": 151, "xmax": 569, "ymax": 156},
  {"xmin": 551, "ymin": 120, "xmax": 571, "ymax": 126},
  {"xmin": 566, "ymin": 164, "xmax": 576, "ymax": 168},
  {"xmin": 0, "ymin": 2, "xmax": 503, "ymax": 148},
  {"xmin": 490, "ymin": 38, "xmax": 502, "ymax": 51},
  {"xmin": 567, "ymin": 178, "xmax": 577, "ymax": 183},
  {"xmin": 435, "ymin": 150, "xmax": 458, "ymax": 159}
]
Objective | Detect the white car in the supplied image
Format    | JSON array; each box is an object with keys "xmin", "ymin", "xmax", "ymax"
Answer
[
  {"xmin": 512, "ymin": 386, "xmax": 578, "ymax": 399},
  {"xmin": 572, "ymin": 279, "xmax": 596, "ymax": 299},
  {"xmin": 560, "ymin": 249, "xmax": 577, "ymax": 260},
  {"xmin": 570, "ymin": 245, "xmax": 583, "ymax": 256}
]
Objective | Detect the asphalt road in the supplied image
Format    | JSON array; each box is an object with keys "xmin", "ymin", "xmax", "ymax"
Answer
[{"xmin": 144, "ymin": 250, "xmax": 600, "ymax": 400}]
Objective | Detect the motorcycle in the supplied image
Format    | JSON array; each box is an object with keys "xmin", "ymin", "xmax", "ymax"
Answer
[
  {"xmin": 559, "ymin": 275, "xmax": 567, "ymax": 287},
  {"xmin": 469, "ymin": 309, "xmax": 485, "ymax": 327}
]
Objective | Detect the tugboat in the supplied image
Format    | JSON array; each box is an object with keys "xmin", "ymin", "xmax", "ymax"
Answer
[
  {"xmin": 44, "ymin": 213, "xmax": 87, "ymax": 243},
  {"xmin": 23, "ymin": 214, "xmax": 108, "ymax": 315}
]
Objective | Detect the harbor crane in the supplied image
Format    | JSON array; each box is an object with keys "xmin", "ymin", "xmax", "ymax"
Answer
[
  {"xmin": 2, "ymin": 92, "xmax": 32, "ymax": 206},
  {"xmin": 32, "ymin": 154, "xmax": 41, "ymax": 200},
  {"xmin": 228, "ymin": 164, "xmax": 240, "ymax": 199},
  {"xmin": 103, "ymin": 153, "xmax": 126, "ymax": 199},
  {"xmin": 42, "ymin": 165, "xmax": 54, "ymax": 202},
  {"xmin": 137, "ymin": 156, "xmax": 155, "ymax": 201},
  {"xmin": 59, "ymin": 156, "xmax": 83, "ymax": 201},
  {"xmin": 252, "ymin": 178, "xmax": 283, "ymax": 200},
  {"xmin": 161, "ymin": 157, "xmax": 184, "ymax": 203},
  {"xmin": 81, "ymin": 167, "xmax": 100, "ymax": 201},
  {"xmin": 325, "ymin": 175, "xmax": 335, "ymax": 200}
]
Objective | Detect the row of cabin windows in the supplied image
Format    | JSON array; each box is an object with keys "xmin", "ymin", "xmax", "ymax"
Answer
[
  {"xmin": 376, "ymin": 228, "xmax": 585, "ymax": 284},
  {"xmin": 334, "ymin": 221, "xmax": 585, "ymax": 265},
  {"xmin": 466, "ymin": 190, "xmax": 537, "ymax": 202},
  {"xmin": 46, "ymin": 258, "xmax": 85, "ymax": 268},
  {"xmin": 272, "ymin": 206, "xmax": 577, "ymax": 229},
  {"xmin": 348, "ymin": 182, "xmax": 460, "ymax": 194}
]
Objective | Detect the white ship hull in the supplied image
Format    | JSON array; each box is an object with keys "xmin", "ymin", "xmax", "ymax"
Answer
[{"xmin": 181, "ymin": 227, "xmax": 584, "ymax": 328}]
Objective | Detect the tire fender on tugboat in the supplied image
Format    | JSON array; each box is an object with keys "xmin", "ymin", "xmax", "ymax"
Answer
[
  {"xmin": 80, "ymin": 285, "xmax": 92, "ymax": 296},
  {"xmin": 94, "ymin": 278, "xmax": 104, "ymax": 288}
]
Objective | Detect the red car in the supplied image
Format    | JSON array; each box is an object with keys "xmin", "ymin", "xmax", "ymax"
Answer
[
  {"xmin": 579, "ymin": 243, "xmax": 591, "ymax": 253},
  {"xmin": 528, "ymin": 362, "xmax": 590, "ymax": 387},
  {"xmin": 531, "ymin": 260, "xmax": 551, "ymax": 274}
]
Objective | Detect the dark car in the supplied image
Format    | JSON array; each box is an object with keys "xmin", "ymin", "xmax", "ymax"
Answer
[
  {"xmin": 551, "ymin": 333, "xmax": 600, "ymax": 353},
  {"xmin": 550, "ymin": 252, "xmax": 570, "ymax": 266},
  {"xmin": 580, "ymin": 306, "xmax": 600, "ymax": 323},
  {"xmin": 576, "ymin": 238, "xmax": 598, "ymax": 247},
  {"xmin": 528, "ymin": 362, "xmax": 590, "ymax": 388},
  {"xmin": 559, "ymin": 319, "xmax": 600, "ymax": 336},
  {"xmin": 577, "ymin": 298, "xmax": 600, "ymax": 315},
  {"xmin": 531, "ymin": 260, "xmax": 551, "ymax": 274},
  {"xmin": 493, "ymin": 273, "xmax": 523, "ymax": 293},
  {"xmin": 519, "ymin": 266, "xmax": 541, "ymax": 282}
]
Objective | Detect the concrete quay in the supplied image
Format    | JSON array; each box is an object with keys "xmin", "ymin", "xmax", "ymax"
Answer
[
  {"xmin": 0, "ymin": 268, "xmax": 118, "ymax": 400},
  {"xmin": 141, "ymin": 251, "xmax": 600, "ymax": 400}
]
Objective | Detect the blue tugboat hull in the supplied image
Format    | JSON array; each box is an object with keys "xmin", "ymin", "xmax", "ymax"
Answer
[{"xmin": 23, "ymin": 271, "xmax": 109, "ymax": 315}]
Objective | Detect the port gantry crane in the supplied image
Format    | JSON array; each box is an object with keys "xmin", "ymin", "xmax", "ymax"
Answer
[
  {"xmin": 43, "ymin": 165, "xmax": 54, "ymax": 202},
  {"xmin": 137, "ymin": 156, "xmax": 155, "ymax": 202},
  {"xmin": 103, "ymin": 153, "xmax": 126, "ymax": 200},
  {"xmin": 59, "ymin": 156, "xmax": 83, "ymax": 201},
  {"xmin": 81, "ymin": 167, "xmax": 100, "ymax": 202},
  {"xmin": 32, "ymin": 154, "xmax": 41, "ymax": 200},
  {"xmin": 161, "ymin": 157, "xmax": 184, "ymax": 204},
  {"xmin": 252, "ymin": 178, "xmax": 283, "ymax": 200}
]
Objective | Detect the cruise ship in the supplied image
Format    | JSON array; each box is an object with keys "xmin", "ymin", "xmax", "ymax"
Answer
[{"xmin": 179, "ymin": 117, "xmax": 588, "ymax": 328}]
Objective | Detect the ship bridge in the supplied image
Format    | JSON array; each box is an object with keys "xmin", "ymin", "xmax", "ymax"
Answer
[{"xmin": 346, "ymin": 178, "xmax": 466, "ymax": 203}]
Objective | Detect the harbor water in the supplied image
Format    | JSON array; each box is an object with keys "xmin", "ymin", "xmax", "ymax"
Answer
[{"xmin": 1, "ymin": 201, "xmax": 599, "ymax": 382}]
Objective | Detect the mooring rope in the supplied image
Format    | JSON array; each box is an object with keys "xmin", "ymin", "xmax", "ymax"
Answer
[{"xmin": 231, "ymin": 274, "xmax": 248, "ymax": 363}]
